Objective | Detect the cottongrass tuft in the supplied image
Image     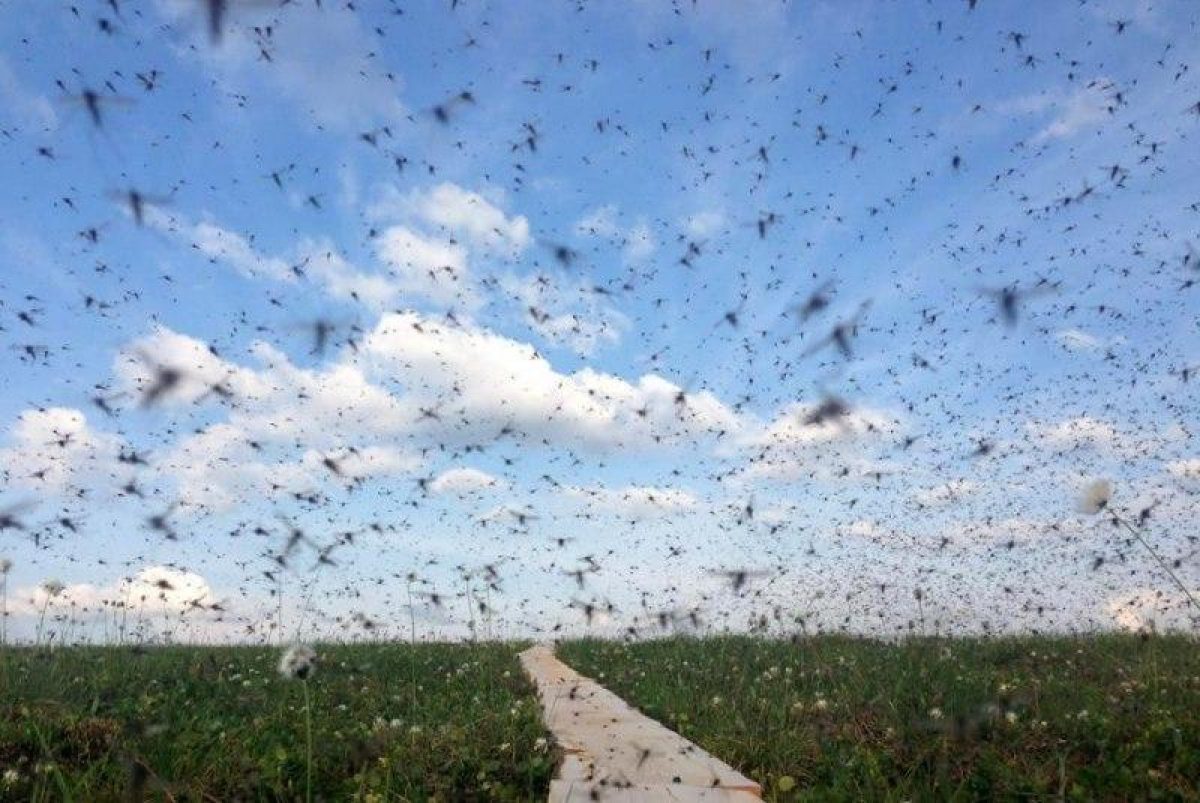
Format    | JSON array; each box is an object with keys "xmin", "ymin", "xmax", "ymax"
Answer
[{"xmin": 278, "ymin": 643, "xmax": 317, "ymax": 680}]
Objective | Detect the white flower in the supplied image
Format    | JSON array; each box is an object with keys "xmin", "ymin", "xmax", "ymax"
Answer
[
  {"xmin": 929, "ymin": 707, "xmax": 944, "ymax": 720},
  {"xmin": 277, "ymin": 644, "xmax": 317, "ymax": 680},
  {"xmin": 1077, "ymin": 479, "xmax": 1112, "ymax": 515},
  {"xmin": 2, "ymin": 769, "xmax": 19, "ymax": 786}
]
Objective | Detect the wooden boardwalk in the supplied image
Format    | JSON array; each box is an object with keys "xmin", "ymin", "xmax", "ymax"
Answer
[{"xmin": 519, "ymin": 645, "xmax": 762, "ymax": 803}]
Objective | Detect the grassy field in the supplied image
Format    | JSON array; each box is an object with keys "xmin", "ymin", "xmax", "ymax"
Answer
[
  {"xmin": 559, "ymin": 634, "xmax": 1200, "ymax": 802},
  {"xmin": 2, "ymin": 635, "xmax": 1198, "ymax": 802},
  {"xmin": 0, "ymin": 642, "xmax": 554, "ymax": 802}
]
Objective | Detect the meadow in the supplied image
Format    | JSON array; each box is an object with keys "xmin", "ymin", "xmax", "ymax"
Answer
[
  {"xmin": 1, "ymin": 635, "xmax": 1197, "ymax": 801},
  {"xmin": 561, "ymin": 634, "xmax": 1200, "ymax": 801},
  {"xmin": 0, "ymin": 642, "xmax": 554, "ymax": 802}
]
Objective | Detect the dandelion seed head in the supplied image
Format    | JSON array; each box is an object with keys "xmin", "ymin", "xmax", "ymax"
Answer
[
  {"xmin": 1077, "ymin": 479, "xmax": 1113, "ymax": 515},
  {"xmin": 278, "ymin": 643, "xmax": 317, "ymax": 680}
]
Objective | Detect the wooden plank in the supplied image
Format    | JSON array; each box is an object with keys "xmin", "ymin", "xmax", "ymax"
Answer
[
  {"xmin": 520, "ymin": 645, "xmax": 762, "ymax": 801},
  {"xmin": 549, "ymin": 780, "xmax": 763, "ymax": 802}
]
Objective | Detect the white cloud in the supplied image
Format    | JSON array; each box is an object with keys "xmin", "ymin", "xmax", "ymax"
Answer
[
  {"xmin": 910, "ymin": 479, "xmax": 979, "ymax": 508},
  {"xmin": 113, "ymin": 313, "xmax": 745, "ymax": 505},
  {"xmin": 361, "ymin": 312, "xmax": 742, "ymax": 451},
  {"xmin": 303, "ymin": 241, "xmax": 404, "ymax": 309},
  {"xmin": 0, "ymin": 407, "xmax": 123, "ymax": 492},
  {"xmin": 413, "ymin": 184, "xmax": 530, "ymax": 254},
  {"xmin": 1106, "ymin": 587, "xmax": 1198, "ymax": 632},
  {"xmin": 368, "ymin": 183, "xmax": 533, "ymax": 307},
  {"xmin": 14, "ymin": 565, "xmax": 218, "ymax": 618},
  {"xmin": 739, "ymin": 401, "xmax": 896, "ymax": 449},
  {"xmin": 564, "ymin": 484, "xmax": 698, "ymax": 518},
  {"xmin": 158, "ymin": 0, "xmax": 405, "ymax": 131},
  {"xmin": 726, "ymin": 401, "xmax": 897, "ymax": 483},
  {"xmin": 429, "ymin": 467, "xmax": 501, "ymax": 495},
  {"xmin": 1055, "ymin": 328, "xmax": 1104, "ymax": 352},
  {"xmin": 684, "ymin": 210, "xmax": 726, "ymax": 238},
  {"xmin": 1167, "ymin": 459, "xmax": 1200, "ymax": 480},
  {"xmin": 115, "ymin": 327, "xmax": 418, "ymax": 507},
  {"xmin": 155, "ymin": 212, "xmax": 404, "ymax": 309},
  {"xmin": 1032, "ymin": 80, "xmax": 1116, "ymax": 143},
  {"xmin": 376, "ymin": 226, "xmax": 472, "ymax": 307},
  {"xmin": 114, "ymin": 326, "xmax": 270, "ymax": 408},
  {"xmin": 1026, "ymin": 416, "xmax": 1131, "ymax": 456},
  {"xmin": 184, "ymin": 220, "xmax": 294, "ymax": 282},
  {"xmin": 575, "ymin": 205, "xmax": 620, "ymax": 238},
  {"xmin": 500, "ymin": 272, "xmax": 627, "ymax": 355},
  {"xmin": 0, "ymin": 55, "xmax": 57, "ymax": 130},
  {"xmin": 574, "ymin": 206, "xmax": 656, "ymax": 265},
  {"xmin": 623, "ymin": 221, "xmax": 657, "ymax": 263}
]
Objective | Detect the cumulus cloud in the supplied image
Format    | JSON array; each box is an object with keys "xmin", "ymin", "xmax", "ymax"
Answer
[
  {"xmin": 1023, "ymin": 416, "xmax": 1173, "ymax": 461},
  {"xmin": 368, "ymin": 183, "xmax": 532, "ymax": 308},
  {"xmin": 500, "ymin": 272, "xmax": 627, "ymax": 355},
  {"xmin": 0, "ymin": 407, "xmax": 123, "ymax": 492},
  {"xmin": 740, "ymin": 401, "xmax": 897, "ymax": 449},
  {"xmin": 361, "ymin": 312, "xmax": 741, "ymax": 450},
  {"xmin": 155, "ymin": 211, "xmax": 404, "ymax": 310},
  {"xmin": 111, "ymin": 312, "xmax": 747, "ymax": 504},
  {"xmin": 730, "ymin": 402, "xmax": 898, "ymax": 483},
  {"xmin": 376, "ymin": 226, "xmax": 472, "ymax": 307},
  {"xmin": 14, "ymin": 565, "xmax": 218, "ymax": 618},
  {"xmin": 183, "ymin": 219, "xmax": 295, "ymax": 282},
  {"xmin": 158, "ymin": 184, "xmax": 532, "ymax": 312},
  {"xmin": 115, "ymin": 328, "xmax": 418, "ymax": 507},
  {"xmin": 411, "ymin": 184, "xmax": 531, "ymax": 254},
  {"xmin": 429, "ymin": 467, "xmax": 501, "ymax": 495}
]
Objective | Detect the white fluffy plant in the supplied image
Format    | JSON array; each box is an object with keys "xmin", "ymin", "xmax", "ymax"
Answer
[
  {"xmin": 279, "ymin": 643, "xmax": 318, "ymax": 803},
  {"xmin": 1078, "ymin": 479, "xmax": 1198, "ymax": 618}
]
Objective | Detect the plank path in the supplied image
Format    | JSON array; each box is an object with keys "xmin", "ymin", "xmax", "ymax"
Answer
[{"xmin": 519, "ymin": 644, "xmax": 762, "ymax": 803}]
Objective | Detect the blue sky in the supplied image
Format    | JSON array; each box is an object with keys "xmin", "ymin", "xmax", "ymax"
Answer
[{"xmin": 0, "ymin": 0, "xmax": 1198, "ymax": 643}]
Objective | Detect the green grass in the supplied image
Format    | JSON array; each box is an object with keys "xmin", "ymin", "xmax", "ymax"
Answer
[
  {"xmin": 559, "ymin": 634, "xmax": 1200, "ymax": 802},
  {"xmin": 0, "ymin": 642, "xmax": 554, "ymax": 802},
  {"xmin": 4, "ymin": 635, "xmax": 1198, "ymax": 801}
]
